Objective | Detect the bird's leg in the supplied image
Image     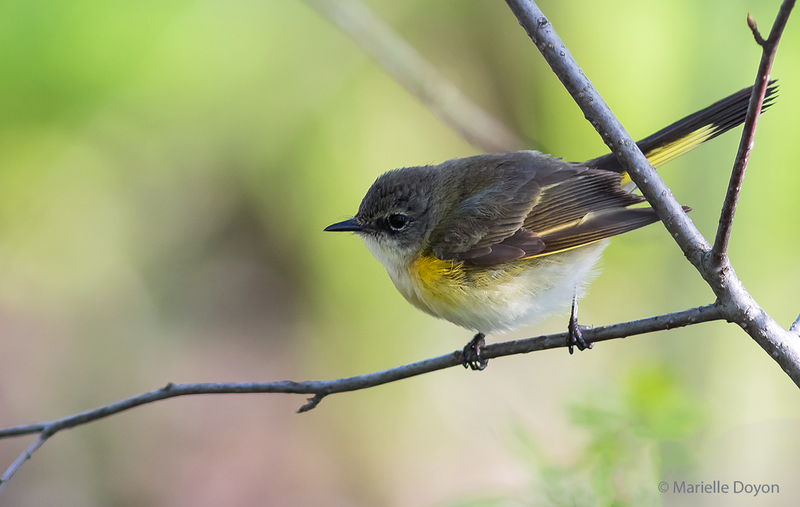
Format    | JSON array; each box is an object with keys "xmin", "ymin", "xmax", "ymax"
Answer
[
  {"xmin": 462, "ymin": 332, "xmax": 488, "ymax": 370},
  {"xmin": 567, "ymin": 287, "xmax": 593, "ymax": 354}
]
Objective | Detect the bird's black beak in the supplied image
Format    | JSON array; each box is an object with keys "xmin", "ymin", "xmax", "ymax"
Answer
[{"xmin": 324, "ymin": 218, "xmax": 365, "ymax": 232}]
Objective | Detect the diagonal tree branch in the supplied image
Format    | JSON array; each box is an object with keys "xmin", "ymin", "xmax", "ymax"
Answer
[
  {"xmin": 303, "ymin": 0, "xmax": 526, "ymax": 153},
  {"xmin": 791, "ymin": 313, "xmax": 800, "ymax": 334},
  {"xmin": 504, "ymin": 0, "xmax": 800, "ymax": 384},
  {"xmin": 0, "ymin": 304, "xmax": 723, "ymax": 492},
  {"xmin": 712, "ymin": 2, "xmax": 796, "ymax": 264},
  {"xmin": 504, "ymin": 0, "xmax": 709, "ymax": 263}
]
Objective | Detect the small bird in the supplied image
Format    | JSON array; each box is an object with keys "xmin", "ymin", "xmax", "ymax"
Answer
[{"xmin": 326, "ymin": 84, "xmax": 776, "ymax": 369}]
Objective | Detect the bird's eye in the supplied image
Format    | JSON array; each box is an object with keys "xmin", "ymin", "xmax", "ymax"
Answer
[{"xmin": 387, "ymin": 213, "xmax": 408, "ymax": 231}]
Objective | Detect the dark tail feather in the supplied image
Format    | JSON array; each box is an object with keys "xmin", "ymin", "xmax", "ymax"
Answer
[{"xmin": 585, "ymin": 81, "xmax": 778, "ymax": 172}]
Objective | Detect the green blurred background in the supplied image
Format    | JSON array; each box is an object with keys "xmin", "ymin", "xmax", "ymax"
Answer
[{"xmin": 0, "ymin": 0, "xmax": 798, "ymax": 505}]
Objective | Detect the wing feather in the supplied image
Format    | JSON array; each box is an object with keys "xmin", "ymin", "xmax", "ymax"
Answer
[{"xmin": 425, "ymin": 153, "xmax": 673, "ymax": 268}]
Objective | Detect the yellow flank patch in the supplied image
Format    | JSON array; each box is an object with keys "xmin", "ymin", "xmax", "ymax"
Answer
[
  {"xmin": 411, "ymin": 254, "xmax": 467, "ymax": 306},
  {"xmin": 414, "ymin": 254, "xmax": 464, "ymax": 285},
  {"xmin": 409, "ymin": 252, "xmax": 546, "ymax": 308}
]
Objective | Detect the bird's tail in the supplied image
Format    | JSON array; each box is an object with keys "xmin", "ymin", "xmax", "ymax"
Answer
[{"xmin": 585, "ymin": 82, "xmax": 778, "ymax": 182}]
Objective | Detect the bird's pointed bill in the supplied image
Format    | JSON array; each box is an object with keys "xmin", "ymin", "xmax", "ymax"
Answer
[{"xmin": 324, "ymin": 218, "xmax": 364, "ymax": 232}]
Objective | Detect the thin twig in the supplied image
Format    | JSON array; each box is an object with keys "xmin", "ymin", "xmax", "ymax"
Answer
[
  {"xmin": 747, "ymin": 13, "xmax": 768, "ymax": 46},
  {"xmin": 303, "ymin": 0, "xmax": 526, "ymax": 153},
  {"xmin": 711, "ymin": 0, "xmax": 796, "ymax": 265},
  {"xmin": 0, "ymin": 432, "xmax": 51, "ymax": 494}
]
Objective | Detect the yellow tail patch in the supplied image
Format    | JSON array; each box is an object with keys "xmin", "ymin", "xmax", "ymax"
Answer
[{"xmin": 619, "ymin": 124, "xmax": 716, "ymax": 186}]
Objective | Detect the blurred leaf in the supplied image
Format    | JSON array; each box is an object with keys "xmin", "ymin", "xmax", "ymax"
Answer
[
  {"xmin": 500, "ymin": 366, "xmax": 705, "ymax": 506},
  {"xmin": 624, "ymin": 367, "xmax": 706, "ymax": 441}
]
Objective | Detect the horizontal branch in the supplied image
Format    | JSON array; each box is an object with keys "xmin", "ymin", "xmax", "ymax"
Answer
[
  {"xmin": 482, "ymin": 304, "xmax": 722, "ymax": 359},
  {"xmin": 0, "ymin": 304, "xmax": 724, "ymax": 491},
  {"xmin": 0, "ymin": 304, "xmax": 722, "ymax": 440}
]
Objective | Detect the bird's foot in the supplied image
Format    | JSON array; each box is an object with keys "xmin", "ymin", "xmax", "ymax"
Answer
[
  {"xmin": 462, "ymin": 333, "xmax": 488, "ymax": 370},
  {"xmin": 567, "ymin": 292, "xmax": 593, "ymax": 354}
]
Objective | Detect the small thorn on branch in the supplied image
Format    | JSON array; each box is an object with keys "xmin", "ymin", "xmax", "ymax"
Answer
[
  {"xmin": 747, "ymin": 13, "xmax": 767, "ymax": 46},
  {"xmin": 297, "ymin": 393, "xmax": 326, "ymax": 413}
]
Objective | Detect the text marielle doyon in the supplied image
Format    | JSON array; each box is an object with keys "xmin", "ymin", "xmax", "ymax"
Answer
[{"xmin": 673, "ymin": 481, "xmax": 778, "ymax": 496}]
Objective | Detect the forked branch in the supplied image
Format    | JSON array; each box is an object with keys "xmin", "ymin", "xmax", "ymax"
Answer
[{"xmin": 505, "ymin": 0, "xmax": 800, "ymax": 383}]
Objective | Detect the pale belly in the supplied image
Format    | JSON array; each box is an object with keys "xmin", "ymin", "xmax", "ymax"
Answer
[{"xmin": 388, "ymin": 241, "xmax": 609, "ymax": 333}]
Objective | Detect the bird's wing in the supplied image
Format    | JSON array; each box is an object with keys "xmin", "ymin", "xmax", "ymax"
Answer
[
  {"xmin": 427, "ymin": 153, "xmax": 569, "ymax": 265},
  {"xmin": 458, "ymin": 167, "xmax": 668, "ymax": 267},
  {"xmin": 428, "ymin": 153, "xmax": 663, "ymax": 267}
]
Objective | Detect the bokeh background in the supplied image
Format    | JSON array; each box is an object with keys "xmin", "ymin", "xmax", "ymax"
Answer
[{"xmin": 0, "ymin": 0, "xmax": 799, "ymax": 505}]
